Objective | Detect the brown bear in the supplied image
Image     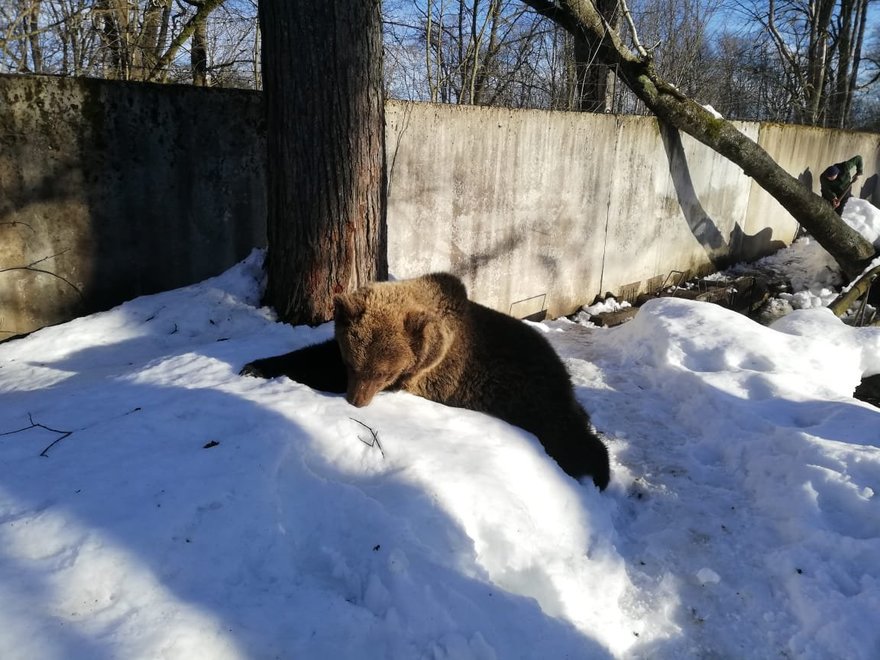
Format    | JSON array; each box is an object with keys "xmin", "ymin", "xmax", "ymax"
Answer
[{"xmin": 242, "ymin": 273, "xmax": 610, "ymax": 490}]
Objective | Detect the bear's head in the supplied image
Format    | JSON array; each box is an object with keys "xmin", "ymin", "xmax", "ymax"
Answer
[{"xmin": 333, "ymin": 286, "xmax": 453, "ymax": 407}]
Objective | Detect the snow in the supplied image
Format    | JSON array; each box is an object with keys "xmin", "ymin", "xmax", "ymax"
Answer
[{"xmin": 1, "ymin": 206, "xmax": 879, "ymax": 659}]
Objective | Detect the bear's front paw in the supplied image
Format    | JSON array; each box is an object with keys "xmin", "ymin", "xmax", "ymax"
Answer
[{"xmin": 239, "ymin": 361, "xmax": 268, "ymax": 378}]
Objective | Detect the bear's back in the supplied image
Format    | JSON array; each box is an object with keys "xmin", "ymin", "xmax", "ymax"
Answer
[{"xmin": 448, "ymin": 301, "xmax": 580, "ymax": 427}]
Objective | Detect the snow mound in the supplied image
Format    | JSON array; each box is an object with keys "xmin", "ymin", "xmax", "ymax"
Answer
[{"xmin": 1, "ymin": 250, "xmax": 879, "ymax": 659}]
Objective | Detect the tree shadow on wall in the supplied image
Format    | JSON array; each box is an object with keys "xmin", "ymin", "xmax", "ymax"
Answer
[
  {"xmin": 858, "ymin": 173, "xmax": 878, "ymax": 206},
  {"xmin": 659, "ymin": 123, "xmax": 785, "ymax": 267},
  {"xmin": 448, "ymin": 230, "xmax": 560, "ymax": 319},
  {"xmin": 449, "ymin": 230, "xmax": 525, "ymax": 279},
  {"xmin": 798, "ymin": 167, "xmax": 814, "ymax": 193},
  {"xmin": 0, "ymin": 160, "xmax": 91, "ymax": 336}
]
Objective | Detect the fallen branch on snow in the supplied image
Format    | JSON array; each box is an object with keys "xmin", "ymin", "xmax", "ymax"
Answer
[
  {"xmin": 350, "ymin": 418, "xmax": 384, "ymax": 457},
  {"xmin": 0, "ymin": 413, "xmax": 74, "ymax": 457}
]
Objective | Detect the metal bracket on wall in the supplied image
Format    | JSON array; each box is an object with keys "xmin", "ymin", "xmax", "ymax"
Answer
[
  {"xmin": 509, "ymin": 293, "xmax": 547, "ymax": 321},
  {"xmin": 661, "ymin": 270, "xmax": 690, "ymax": 297}
]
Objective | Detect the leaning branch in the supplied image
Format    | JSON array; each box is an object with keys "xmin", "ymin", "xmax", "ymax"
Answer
[{"xmin": 828, "ymin": 263, "xmax": 880, "ymax": 318}]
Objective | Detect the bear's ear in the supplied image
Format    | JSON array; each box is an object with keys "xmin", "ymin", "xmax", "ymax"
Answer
[
  {"xmin": 405, "ymin": 310, "xmax": 452, "ymax": 372},
  {"xmin": 333, "ymin": 293, "xmax": 365, "ymax": 325}
]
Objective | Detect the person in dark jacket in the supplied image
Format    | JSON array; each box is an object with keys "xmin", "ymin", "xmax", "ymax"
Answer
[{"xmin": 820, "ymin": 155, "xmax": 863, "ymax": 215}]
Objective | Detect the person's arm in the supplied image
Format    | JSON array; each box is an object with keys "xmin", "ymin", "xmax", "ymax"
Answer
[{"xmin": 846, "ymin": 154, "xmax": 864, "ymax": 176}]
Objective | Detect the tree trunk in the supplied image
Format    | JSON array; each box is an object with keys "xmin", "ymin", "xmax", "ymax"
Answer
[
  {"xmin": 138, "ymin": 0, "xmax": 169, "ymax": 77},
  {"xmin": 95, "ymin": 0, "xmax": 127, "ymax": 80},
  {"xmin": 259, "ymin": 0, "xmax": 388, "ymax": 325},
  {"xmin": 804, "ymin": 0, "xmax": 834, "ymax": 124},
  {"xmin": 572, "ymin": 32, "xmax": 610, "ymax": 112},
  {"xmin": 24, "ymin": 1, "xmax": 43, "ymax": 73},
  {"xmin": 571, "ymin": 0, "xmax": 617, "ymax": 112},
  {"xmin": 521, "ymin": 0, "xmax": 876, "ymax": 279},
  {"xmin": 191, "ymin": 12, "xmax": 208, "ymax": 86},
  {"xmin": 831, "ymin": 0, "xmax": 870, "ymax": 128}
]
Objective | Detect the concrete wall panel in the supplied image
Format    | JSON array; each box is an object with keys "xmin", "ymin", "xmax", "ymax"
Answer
[
  {"xmin": 386, "ymin": 102, "xmax": 613, "ymax": 318},
  {"xmin": 0, "ymin": 75, "xmax": 265, "ymax": 337}
]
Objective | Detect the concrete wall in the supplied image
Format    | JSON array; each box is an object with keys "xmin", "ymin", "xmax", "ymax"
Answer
[
  {"xmin": 387, "ymin": 103, "xmax": 770, "ymax": 317},
  {"xmin": 0, "ymin": 74, "xmax": 265, "ymax": 338},
  {"xmin": 2, "ymin": 74, "xmax": 879, "ymax": 336},
  {"xmin": 385, "ymin": 103, "xmax": 612, "ymax": 319}
]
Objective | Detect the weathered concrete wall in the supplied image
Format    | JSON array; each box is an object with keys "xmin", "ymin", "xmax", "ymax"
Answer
[
  {"xmin": 0, "ymin": 74, "xmax": 265, "ymax": 338},
  {"xmin": 385, "ymin": 103, "xmax": 611, "ymax": 319},
  {"xmin": 2, "ymin": 75, "xmax": 879, "ymax": 335},
  {"xmin": 386, "ymin": 102, "xmax": 769, "ymax": 317}
]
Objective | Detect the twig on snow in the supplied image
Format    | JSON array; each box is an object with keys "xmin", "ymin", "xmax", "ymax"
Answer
[
  {"xmin": 1, "ymin": 407, "xmax": 143, "ymax": 457},
  {"xmin": 0, "ymin": 412, "xmax": 74, "ymax": 457},
  {"xmin": 350, "ymin": 418, "xmax": 385, "ymax": 457}
]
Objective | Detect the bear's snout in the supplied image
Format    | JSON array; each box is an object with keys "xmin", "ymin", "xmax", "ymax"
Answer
[
  {"xmin": 346, "ymin": 392, "xmax": 370, "ymax": 407},
  {"xmin": 346, "ymin": 380, "xmax": 383, "ymax": 408}
]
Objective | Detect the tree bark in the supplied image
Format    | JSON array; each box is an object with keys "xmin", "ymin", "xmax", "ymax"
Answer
[
  {"xmin": 191, "ymin": 11, "xmax": 208, "ymax": 86},
  {"xmin": 24, "ymin": 1, "xmax": 43, "ymax": 73},
  {"xmin": 137, "ymin": 0, "xmax": 170, "ymax": 77},
  {"xmin": 259, "ymin": 0, "xmax": 388, "ymax": 325},
  {"xmin": 95, "ymin": 0, "xmax": 128, "ymax": 80},
  {"xmin": 521, "ymin": 0, "xmax": 876, "ymax": 279},
  {"xmin": 571, "ymin": 0, "xmax": 617, "ymax": 112}
]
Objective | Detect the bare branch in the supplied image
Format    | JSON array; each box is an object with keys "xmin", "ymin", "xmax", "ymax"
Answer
[
  {"xmin": 146, "ymin": 0, "xmax": 224, "ymax": 82},
  {"xmin": 617, "ymin": 0, "xmax": 648, "ymax": 59},
  {"xmin": 0, "ymin": 251, "xmax": 83, "ymax": 298},
  {"xmin": 350, "ymin": 418, "xmax": 385, "ymax": 457},
  {"xmin": 0, "ymin": 413, "xmax": 73, "ymax": 457}
]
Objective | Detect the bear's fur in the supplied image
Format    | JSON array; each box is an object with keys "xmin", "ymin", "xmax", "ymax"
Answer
[{"xmin": 241, "ymin": 273, "xmax": 610, "ymax": 490}]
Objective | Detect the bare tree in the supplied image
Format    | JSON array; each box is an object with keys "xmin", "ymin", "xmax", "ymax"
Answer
[
  {"xmin": 0, "ymin": 2, "xmax": 28, "ymax": 71},
  {"xmin": 259, "ymin": 0, "xmax": 387, "ymax": 325},
  {"xmin": 389, "ymin": 1, "xmax": 555, "ymax": 106},
  {"xmin": 701, "ymin": 34, "xmax": 794, "ymax": 122},
  {"xmin": 23, "ymin": 0, "xmax": 43, "ymax": 71},
  {"xmin": 827, "ymin": 0, "xmax": 871, "ymax": 127},
  {"xmin": 735, "ymin": 0, "xmax": 873, "ymax": 127},
  {"xmin": 0, "ymin": 0, "xmax": 256, "ymax": 87}
]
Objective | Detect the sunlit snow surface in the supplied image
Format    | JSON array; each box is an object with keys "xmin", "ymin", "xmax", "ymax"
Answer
[{"xmin": 1, "ymin": 202, "xmax": 879, "ymax": 659}]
